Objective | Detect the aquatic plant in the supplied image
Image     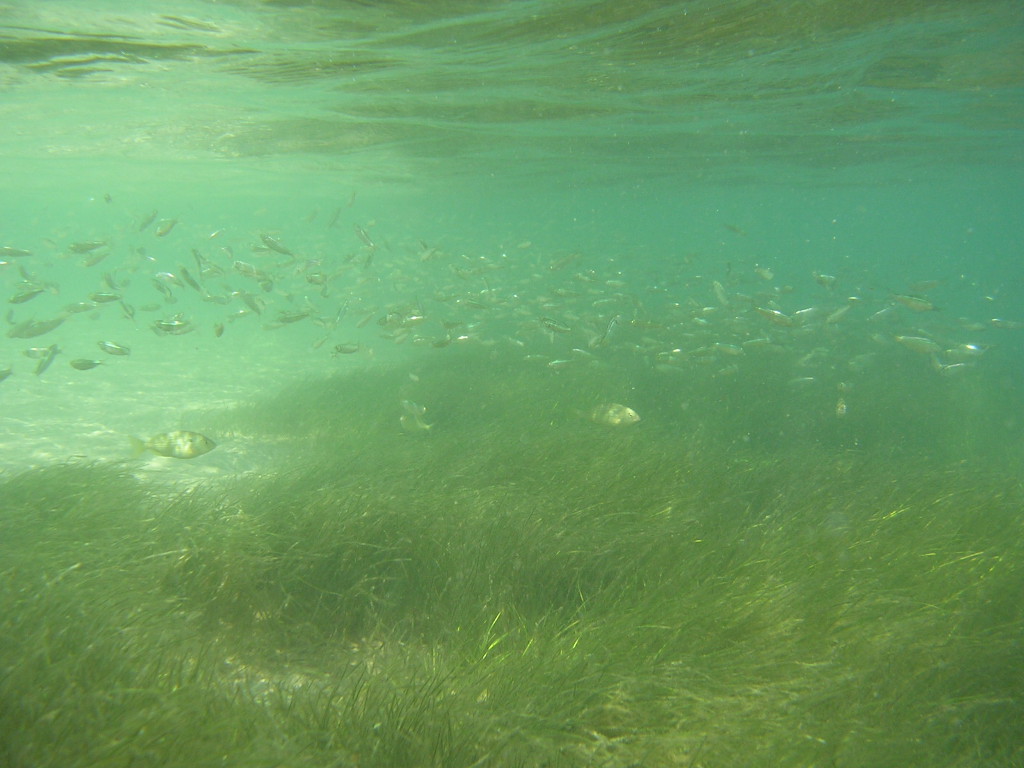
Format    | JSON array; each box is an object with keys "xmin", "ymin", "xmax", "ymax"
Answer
[{"xmin": 1, "ymin": 353, "xmax": 1021, "ymax": 767}]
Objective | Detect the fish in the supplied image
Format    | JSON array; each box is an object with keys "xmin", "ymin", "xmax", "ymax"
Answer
[
  {"xmin": 0, "ymin": 246, "xmax": 33, "ymax": 258},
  {"xmin": 589, "ymin": 314, "xmax": 621, "ymax": 348},
  {"xmin": 8, "ymin": 285, "xmax": 47, "ymax": 304},
  {"xmin": 152, "ymin": 316, "xmax": 194, "ymax": 335},
  {"xmin": 260, "ymin": 233, "xmax": 295, "ymax": 257},
  {"xmin": 891, "ymin": 294, "xmax": 938, "ymax": 312},
  {"xmin": 712, "ymin": 280, "xmax": 730, "ymax": 307},
  {"xmin": 990, "ymin": 318, "xmax": 1023, "ymax": 330},
  {"xmin": 354, "ymin": 224, "xmax": 375, "ymax": 248},
  {"xmin": 540, "ymin": 317, "xmax": 572, "ymax": 334},
  {"xmin": 179, "ymin": 266, "xmax": 203, "ymax": 293},
  {"xmin": 7, "ymin": 315, "xmax": 67, "ymax": 339},
  {"xmin": 97, "ymin": 340, "xmax": 131, "ymax": 356},
  {"xmin": 825, "ymin": 303, "xmax": 854, "ymax": 325},
  {"xmin": 138, "ymin": 209, "xmax": 158, "ymax": 231},
  {"xmin": 588, "ymin": 403, "xmax": 641, "ymax": 427},
  {"xmin": 101, "ymin": 272, "xmax": 121, "ymax": 292},
  {"xmin": 908, "ymin": 279, "xmax": 941, "ymax": 294},
  {"xmin": 237, "ymin": 292, "xmax": 265, "ymax": 315},
  {"xmin": 69, "ymin": 359, "xmax": 103, "ymax": 371},
  {"xmin": 155, "ymin": 218, "xmax": 178, "ymax": 237},
  {"xmin": 935, "ymin": 362, "xmax": 970, "ymax": 377},
  {"xmin": 34, "ymin": 344, "xmax": 60, "ymax": 376},
  {"xmin": 274, "ymin": 310, "xmax": 310, "ymax": 325},
  {"xmin": 233, "ymin": 260, "xmax": 271, "ymax": 284},
  {"xmin": 813, "ymin": 271, "xmax": 838, "ymax": 290},
  {"xmin": 88, "ymin": 292, "xmax": 122, "ymax": 304},
  {"xmin": 548, "ymin": 252, "xmax": 582, "ymax": 271},
  {"xmin": 791, "ymin": 307, "xmax": 824, "ymax": 325},
  {"xmin": 192, "ymin": 248, "xmax": 223, "ymax": 279},
  {"xmin": 0, "ymin": 366, "xmax": 12, "ymax": 384},
  {"xmin": 714, "ymin": 342, "xmax": 744, "ymax": 356},
  {"xmin": 894, "ymin": 335, "xmax": 941, "ymax": 355},
  {"xmin": 151, "ymin": 278, "xmax": 176, "ymax": 303},
  {"xmin": 400, "ymin": 400, "xmax": 432, "ymax": 433},
  {"xmin": 755, "ymin": 307, "xmax": 794, "ymax": 327},
  {"xmin": 154, "ymin": 271, "xmax": 183, "ymax": 288},
  {"xmin": 943, "ymin": 343, "xmax": 986, "ymax": 361},
  {"xmin": 130, "ymin": 430, "xmax": 216, "ymax": 459},
  {"xmin": 69, "ymin": 240, "xmax": 107, "ymax": 254},
  {"xmin": 80, "ymin": 250, "xmax": 108, "ymax": 267}
]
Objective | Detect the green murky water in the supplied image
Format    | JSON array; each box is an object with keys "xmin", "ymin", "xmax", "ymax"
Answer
[{"xmin": 1, "ymin": 2, "xmax": 1022, "ymax": 766}]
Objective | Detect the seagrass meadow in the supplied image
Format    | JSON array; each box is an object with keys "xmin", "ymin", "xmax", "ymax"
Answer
[
  {"xmin": 2, "ymin": 347, "xmax": 1022, "ymax": 768},
  {"xmin": 2, "ymin": 1, "xmax": 1023, "ymax": 765}
]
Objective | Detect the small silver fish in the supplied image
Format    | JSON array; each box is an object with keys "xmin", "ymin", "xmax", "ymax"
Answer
[
  {"xmin": 0, "ymin": 246, "xmax": 33, "ymax": 258},
  {"xmin": 8, "ymin": 286, "xmax": 46, "ymax": 304},
  {"xmin": 69, "ymin": 240, "xmax": 107, "ymax": 254},
  {"xmin": 260, "ymin": 233, "xmax": 295, "ymax": 257},
  {"xmin": 275, "ymin": 310, "xmax": 310, "ymax": 325},
  {"xmin": 69, "ymin": 358, "xmax": 103, "ymax": 371},
  {"xmin": 894, "ymin": 335, "xmax": 941, "ymax": 355},
  {"xmin": 98, "ymin": 340, "xmax": 131, "ymax": 356},
  {"xmin": 354, "ymin": 224, "xmax": 375, "ymax": 248},
  {"xmin": 179, "ymin": 266, "xmax": 203, "ymax": 293},
  {"xmin": 88, "ymin": 292, "xmax": 122, "ymax": 304},
  {"xmin": 891, "ymin": 294, "xmax": 937, "ymax": 312},
  {"xmin": 152, "ymin": 316, "xmax": 194, "ymax": 335},
  {"xmin": 138, "ymin": 209, "xmax": 158, "ymax": 232},
  {"xmin": 7, "ymin": 315, "xmax": 67, "ymax": 339},
  {"xmin": 589, "ymin": 403, "xmax": 640, "ymax": 427},
  {"xmin": 130, "ymin": 430, "xmax": 216, "ymax": 459},
  {"xmin": 540, "ymin": 317, "xmax": 572, "ymax": 334},
  {"xmin": 400, "ymin": 400, "xmax": 432, "ymax": 433},
  {"xmin": 34, "ymin": 344, "xmax": 60, "ymax": 376},
  {"xmin": 154, "ymin": 271, "xmax": 183, "ymax": 287},
  {"xmin": 155, "ymin": 218, "xmax": 178, "ymax": 237},
  {"xmin": 80, "ymin": 250, "xmax": 108, "ymax": 268}
]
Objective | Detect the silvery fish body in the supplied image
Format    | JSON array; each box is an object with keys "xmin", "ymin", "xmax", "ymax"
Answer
[
  {"xmin": 589, "ymin": 403, "xmax": 640, "ymax": 427},
  {"xmin": 135, "ymin": 430, "xmax": 216, "ymax": 459}
]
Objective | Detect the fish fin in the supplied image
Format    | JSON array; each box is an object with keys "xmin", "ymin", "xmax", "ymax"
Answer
[{"xmin": 128, "ymin": 436, "xmax": 148, "ymax": 458}]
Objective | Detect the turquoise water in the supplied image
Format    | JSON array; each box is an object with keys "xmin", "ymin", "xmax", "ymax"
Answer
[
  {"xmin": 3, "ymin": 2, "xmax": 1021, "ymax": 253},
  {"xmin": 2, "ymin": 1, "xmax": 1021, "ymax": 436},
  {"xmin": 1, "ymin": 2, "xmax": 1023, "ymax": 766}
]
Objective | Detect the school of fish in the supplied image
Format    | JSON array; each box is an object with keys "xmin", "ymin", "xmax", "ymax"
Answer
[{"xmin": 2, "ymin": 205, "xmax": 1019, "ymax": 449}]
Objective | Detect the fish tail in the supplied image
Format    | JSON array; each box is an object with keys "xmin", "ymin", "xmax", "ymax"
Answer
[{"xmin": 128, "ymin": 436, "xmax": 148, "ymax": 458}]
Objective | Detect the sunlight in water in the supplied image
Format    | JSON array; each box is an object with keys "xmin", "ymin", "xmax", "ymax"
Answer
[{"xmin": 0, "ymin": 1, "xmax": 1022, "ymax": 766}]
